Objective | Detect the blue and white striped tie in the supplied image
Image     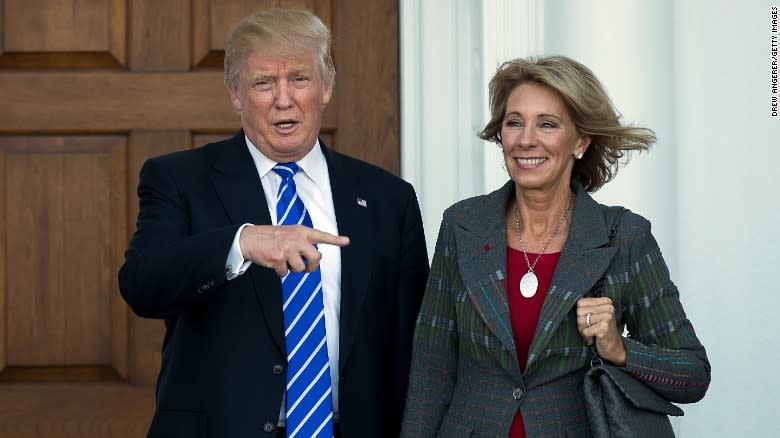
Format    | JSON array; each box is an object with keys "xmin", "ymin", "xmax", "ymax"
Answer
[{"xmin": 273, "ymin": 163, "xmax": 334, "ymax": 438}]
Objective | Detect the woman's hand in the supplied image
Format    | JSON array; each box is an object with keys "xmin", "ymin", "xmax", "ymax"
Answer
[{"xmin": 576, "ymin": 297, "xmax": 626, "ymax": 366}]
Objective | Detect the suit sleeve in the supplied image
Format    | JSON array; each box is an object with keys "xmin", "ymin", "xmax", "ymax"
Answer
[
  {"xmin": 118, "ymin": 158, "xmax": 238, "ymax": 319},
  {"xmin": 390, "ymin": 184, "xmax": 430, "ymax": 431},
  {"xmin": 621, "ymin": 219, "xmax": 711, "ymax": 403},
  {"xmin": 400, "ymin": 212, "xmax": 459, "ymax": 437}
]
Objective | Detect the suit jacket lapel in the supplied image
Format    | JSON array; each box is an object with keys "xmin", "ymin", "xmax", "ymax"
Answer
[
  {"xmin": 321, "ymin": 144, "xmax": 372, "ymax": 372},
  {"xmin": 210, "ymin": 132, "xmax": 270, "ymax": 226},
  {"xmin": 452, "ymin": 181, "xmax": 520, "ymax": 372},
  {"xmin": 524, "ymin": 183, "xmax": 618, "ymax": 374},
  {"xmin": 209, "ymin": 131, "xmax": 285, "ymax": 352}
]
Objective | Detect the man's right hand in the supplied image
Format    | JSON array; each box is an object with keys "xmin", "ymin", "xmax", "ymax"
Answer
[{"xmin": 239, "ymin": 225, "xmax": 350, "ymax": 277}]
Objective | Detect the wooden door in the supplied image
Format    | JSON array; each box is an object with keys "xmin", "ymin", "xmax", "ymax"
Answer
[{"xmin": 0, "ymin": 0, "xmax": 399, "ymax": 436}]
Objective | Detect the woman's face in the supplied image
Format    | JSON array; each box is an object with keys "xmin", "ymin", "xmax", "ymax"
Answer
[{"xmin": 501, "ymin": 82, "xmax": 590, "ymax": 194}]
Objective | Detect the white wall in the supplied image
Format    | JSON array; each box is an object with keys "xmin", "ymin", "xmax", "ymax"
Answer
[
  {"xmin": 401, "ymin": 0, "xmax": 780, "ymax": 435},
  {"xmin": 672, "ymin": 1, "xmax": 780, "ymax": 436}
]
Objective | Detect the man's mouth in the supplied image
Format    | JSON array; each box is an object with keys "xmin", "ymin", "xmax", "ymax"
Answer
[{"xmin": 274, "ymin": 120, "xmax": 297, "ymax": 129}]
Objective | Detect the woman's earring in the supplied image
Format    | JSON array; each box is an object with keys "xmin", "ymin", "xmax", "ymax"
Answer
[{"xmin": 576, "ymin": 152, "xmax": 584, "ymax": 159}]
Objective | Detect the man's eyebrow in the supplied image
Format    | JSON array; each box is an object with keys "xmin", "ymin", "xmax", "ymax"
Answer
[
  {"xmin": 249, "ymin": 73, "xmax": 275, "ymax": 81},
  {"xmin": 287, "ymin": 67, "xmax": 311, "ymax": 75}
]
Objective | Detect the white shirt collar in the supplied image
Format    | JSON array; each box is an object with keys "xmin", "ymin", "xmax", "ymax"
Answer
[{"xmin": 244, "ymin": 135, "xmax": 328, "ymax": 186}]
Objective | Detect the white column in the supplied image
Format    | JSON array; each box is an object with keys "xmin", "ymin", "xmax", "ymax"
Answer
[
  {"xmin": 400, "ymin": 0, "xmax": 484, "ymax": 255},
  {"xmin": 543, "ymin": 0, "xmax": 678, "ymax": 275}
]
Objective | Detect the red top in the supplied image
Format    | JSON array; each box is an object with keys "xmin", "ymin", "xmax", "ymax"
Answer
[{"xmin": 506, "ymin": 247, "xmax": 561, "ymax": 438}]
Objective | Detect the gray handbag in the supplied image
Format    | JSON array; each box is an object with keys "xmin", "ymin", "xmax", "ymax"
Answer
[{"xmin": 583, "ymin": 207, "xmax": 683, "ymax": 438}]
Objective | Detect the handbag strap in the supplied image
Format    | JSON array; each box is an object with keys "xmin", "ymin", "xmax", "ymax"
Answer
[{"xmin": 589, "ymin": 206, "xmax": 626, "ymax": 367}]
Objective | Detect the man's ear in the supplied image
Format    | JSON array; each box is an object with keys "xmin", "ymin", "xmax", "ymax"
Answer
[
  {"xmin": 322, "ymin": 80, "xmax": 333, "ymax": 107},
  {"xmin": 226, "ymin": 83, "xmax": 241, "ymax": 112}
]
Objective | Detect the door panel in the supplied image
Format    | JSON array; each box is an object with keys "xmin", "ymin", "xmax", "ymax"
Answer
[
  {"xmin": 0, "ymin": 0, "xmax": 125, "ymax": 68},
  {"xmin": 0, "ymin": 0, "xmax": 399, "ymax": 436},
  {"xmin": 5, "ymin": 0, "xmax": 111, "ymax": 52},
  {"xmin": 3, "ymin": 136, "xmax": 124, "ymax": 368}
]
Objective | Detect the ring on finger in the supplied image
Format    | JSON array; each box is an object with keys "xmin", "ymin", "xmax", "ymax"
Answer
[{"xmin": 585, "ymin": 312, "xmax": 592, "ymax": 328}]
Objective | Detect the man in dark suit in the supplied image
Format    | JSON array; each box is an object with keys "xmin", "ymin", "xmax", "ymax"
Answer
[{"xmin": 118, "ymin": 9, "xmax": 429, "ymax": 438}]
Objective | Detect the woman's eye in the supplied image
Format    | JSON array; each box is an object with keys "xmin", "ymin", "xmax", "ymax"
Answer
[
  {"xmin": 505, "ymin": 120, "xmax": 522, "ymax": 127},
  {"xmin": 540, "ymin": 121, "xmax": 557, "ymax": 128}
]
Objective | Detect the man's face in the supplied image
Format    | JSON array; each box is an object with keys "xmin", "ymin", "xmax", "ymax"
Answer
[{"xmin": 227, "ymin": 50, "xmax": 333, "ymax": 162}]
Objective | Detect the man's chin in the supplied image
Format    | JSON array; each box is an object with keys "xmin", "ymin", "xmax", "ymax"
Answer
[{"xmin": 264, "ymin": 139, "xmax": 316, "ymax": 161}]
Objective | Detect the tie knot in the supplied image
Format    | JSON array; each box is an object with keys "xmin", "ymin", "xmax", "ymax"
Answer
[{"xmin": 272, "ymin": 162, "xmax": 300, "ymax": 181}]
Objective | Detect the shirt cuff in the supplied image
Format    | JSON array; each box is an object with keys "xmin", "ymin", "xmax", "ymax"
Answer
[{"xmin": 226, "ymin": 223, "xmax": 253, "ymax": 280}]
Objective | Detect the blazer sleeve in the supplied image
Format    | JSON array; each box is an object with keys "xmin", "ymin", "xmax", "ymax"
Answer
[
  {"xmin": 401, "ymin": 212, "xmax": 459, "ymax": 437},
  {"xmin": 620, "ymin": 218, "xmax": 711, "ymax": 403},
  {"xmin": 118, "ymin": 157, "xmax": 238, "ymax": 319}
]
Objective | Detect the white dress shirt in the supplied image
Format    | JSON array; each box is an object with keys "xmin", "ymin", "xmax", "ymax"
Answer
[{"xmin": 224, "ymin": 136, "xmax": 342, "ymax": 420}]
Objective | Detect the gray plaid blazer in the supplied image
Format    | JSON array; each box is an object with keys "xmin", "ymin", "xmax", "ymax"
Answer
[{"xmin": 400, "ymin": 181, "xmax": 710, "ymax": 437}]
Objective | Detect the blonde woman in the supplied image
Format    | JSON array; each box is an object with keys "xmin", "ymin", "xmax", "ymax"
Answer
[{"xmin": 401, "ymin": 55, "xmax": 710, "ymax": 437}]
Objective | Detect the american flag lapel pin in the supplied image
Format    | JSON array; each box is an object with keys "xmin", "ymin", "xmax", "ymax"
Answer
[{"xmin": 357, "ymin": 197, "xmax": 367, "ymax": 208}]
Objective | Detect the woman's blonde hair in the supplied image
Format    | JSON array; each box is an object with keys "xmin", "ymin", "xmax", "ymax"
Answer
[
  {"xmin": 224, "ymin": 9, "xmax": 336, "ymax": 88},
  {"xmin": 479, "ymin": 55, "xmax": 656, "ymax": 192}
]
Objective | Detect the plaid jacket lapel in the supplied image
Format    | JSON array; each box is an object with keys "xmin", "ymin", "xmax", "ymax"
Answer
[{"xmin": 451, "ymin": 182, "xmax": 521, "ymax": 374}]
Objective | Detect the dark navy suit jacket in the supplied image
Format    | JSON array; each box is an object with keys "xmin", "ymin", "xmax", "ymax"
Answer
[{"xmin": 118, "ymin": 131, "xmax": 429, "ymax": 437}]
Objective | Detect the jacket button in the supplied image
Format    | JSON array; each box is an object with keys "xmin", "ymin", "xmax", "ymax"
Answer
[
  {"xmin": 273, "ymin": 364, "xmax": 284, "ymax": 375},
  {"xmin": 263, "ymin": 422, "xmax": 275, "ymax": 433},
  {"xmin": 512, "ymin": 387, "xmax": 523, "ymax": 400}
]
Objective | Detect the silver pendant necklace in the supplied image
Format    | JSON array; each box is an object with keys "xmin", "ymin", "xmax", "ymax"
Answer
[{"xmin": 514, "ymin": 194, "xmax": 573, "ymax": 298}]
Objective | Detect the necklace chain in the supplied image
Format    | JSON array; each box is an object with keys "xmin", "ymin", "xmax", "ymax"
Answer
[{"xmin": 514, "ymin": 193, "xmax": 573, "ymax": 273}]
